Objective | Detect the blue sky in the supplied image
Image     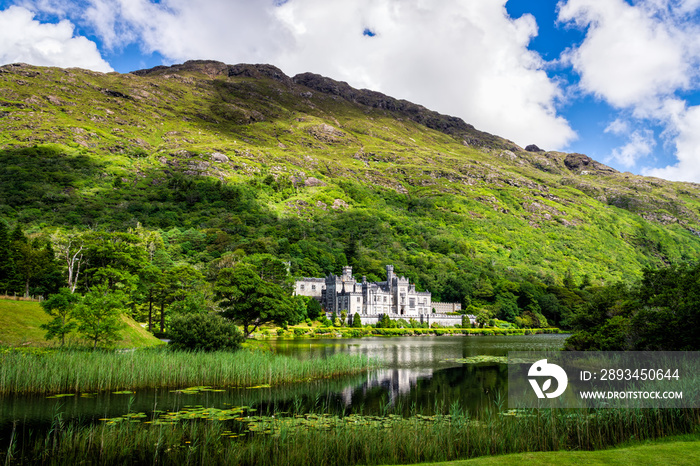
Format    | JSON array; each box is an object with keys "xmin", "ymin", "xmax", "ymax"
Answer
[{"xmin": 1, "ymin": 0, "xmax": 700, "ymax": 182}]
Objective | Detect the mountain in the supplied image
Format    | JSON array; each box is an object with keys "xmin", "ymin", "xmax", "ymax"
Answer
[{"xmin": 1, "ymin": 59, "xmax": 700, "ymax": 306}]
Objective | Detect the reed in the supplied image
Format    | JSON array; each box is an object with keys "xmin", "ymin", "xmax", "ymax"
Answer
[
  {"xmin": 0, "ymin": 347, "xmax": 379, "ymax": 395},
  {"xmin": 7, "ymin": 405, "xmax": 698, "ymax": 465}
]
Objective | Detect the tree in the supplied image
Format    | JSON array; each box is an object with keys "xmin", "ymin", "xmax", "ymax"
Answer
[
  {"xmin": 40, "ymin": 287, "xmax": 80, "ymax": 346},
  {"xmin": 0, "ymin": 221, "xmax": 13, "ymax": 291},
  {"xmin": 214, "ymin": 264, "xmax": 295, "ymax": 337},
  {"xmin": 376, "ymin": 313, "xmax": 392, "ymax": 328},
  {"xmin": 306, "ymin": 298, "xmax": 322, "ymax": 320},
  {"xmin": 155, "ymin": 264, "xmax": 206, "ymax": 332},
  {"xmin": 476, "ymin": 311, "xmax": 489, "ymax": 328},
  {"xmin": 75, "ymin": 283, "xmax": 126, "ymax": 348},
  {"xmin": 244, "ymin": 253, "xmax": 290, "ymax": 287},
  {"xmin": 168, "ymin": 313, "xmax": 244, "ymax": 351},
  {"xmin": 632, "ymin": 264, "xmax": 700, "ymax": 350},
  {"xmin": 13, "ymin": 237, "xmax": 55, "ymax": 297},
  {"xmin": 352, "ymin": 312, "xmax": 362, "ymax": 327},
  {"xmin": 50, "ymin": 230, "xmax": 86, "ymax": 293},
  {"xmin": 81, "ymin": 231, "xmax": 147, "ymax": 290},
  {"xmin": 137, "ymin": 264, "xmax": 163, "ymax": 332}
]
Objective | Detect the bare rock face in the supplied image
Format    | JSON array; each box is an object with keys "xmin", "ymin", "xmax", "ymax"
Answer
[
  {"xmin": 564, "ymin": 153, "xmax": 617, "ymax": 175},
  {"xmin": 131, "ymin": 60, "xmax": 229, "ymax": 78},
  {"xmin": 304, "ymin": 177, "xmax": 326, "ymax": 187},
  {"xmin": 307, "ymin": 124, "xmax": 346, "ymax": 143},
  {"xmin": 211, "ymin": 152, "xmax": 229, "ymax": 163},
  {"xmin": 227, "ymin": 64, "xmax": 292, "ymax": 86},
  {"xmin": 525, "ymin": 144, "xmax": 544, "ymax": 152},
  {"xmin": 564, "ymin": 153, "xmax": 593, "ymax": 171}
]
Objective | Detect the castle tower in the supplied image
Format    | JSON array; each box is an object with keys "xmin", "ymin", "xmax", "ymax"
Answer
[
  {"xmin": 342, "ymin": 266, "xmax": 353, "ymax": 281},
  {"xmin": 386, "ymin": 265, "xmax": 394, "ymax": 283}
]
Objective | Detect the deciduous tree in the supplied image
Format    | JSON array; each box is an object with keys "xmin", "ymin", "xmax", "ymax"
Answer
[
  {"xmin": 40, "ymin": 287, "xmax": 79, "ymax": 346},
  {"xmin": 214, "ymin": 264, "xmax": 295, "ymax": 337},
  {"xmin": 75, "ymin": 283, "xmax": 126, "ymax": 348}
]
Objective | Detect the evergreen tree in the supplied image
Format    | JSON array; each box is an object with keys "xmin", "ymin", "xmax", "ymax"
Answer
[
  {"xmin": 13, "ymin": 237, "xmax": 54, "ymax": 297},
  {"xmin": 0, "ymin": 221, "xmax": 12, "ymax": 292},
  {"xmin": 352, "ymin": 312, "xmax": 362, "ymax": 328}
]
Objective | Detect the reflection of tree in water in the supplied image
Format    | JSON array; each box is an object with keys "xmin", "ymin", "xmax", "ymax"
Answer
[{"xmin": 339, "ymin": 364, "xmax": 508, "ymax": 415}]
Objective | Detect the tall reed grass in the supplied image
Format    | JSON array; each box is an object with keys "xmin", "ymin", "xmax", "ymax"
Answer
[
  {"xmin": 5, "ymin": 404, "xmax": 698, "ymax": 465},
  {"xmin": 0, "ymin": 347, "xmax": 379, "ymax": 395}
]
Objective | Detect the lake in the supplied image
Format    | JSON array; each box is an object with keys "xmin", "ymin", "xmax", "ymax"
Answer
[{"xmin": 0, "ymin": 334, "xmax": 568, "ymax": 434}]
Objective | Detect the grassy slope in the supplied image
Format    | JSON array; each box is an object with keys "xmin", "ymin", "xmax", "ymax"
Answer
[
  {"xmin": 413, "ymin": 434, "xmax": 700, "ymax": 465},
  {"xmin": 1, "ymin": 62, "xmax": 700, "ymax": 286},
  {"xmin": 0, "ymin": 298, "xmax": 164, "ymax": 348}
]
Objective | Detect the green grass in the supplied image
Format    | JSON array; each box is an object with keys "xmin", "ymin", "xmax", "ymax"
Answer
[
  {"xmin": 0, "ymin": 347, "xmax": 380, "ymax": 394},
  {"xmin": 412, "ymin": 433, "xmax": 700, "ymax": 465},
  {"xmin": 0, "ymin": 298, "xmax": 164, "ymax": 348}
]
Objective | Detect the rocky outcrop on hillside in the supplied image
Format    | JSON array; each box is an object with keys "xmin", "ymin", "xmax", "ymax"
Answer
[
  {"xmin": 292, "ymin": 72, "xmax": 516, "ymax": 151},
  {"xmin": 133, "ymin": 60, "xmax": 517, "ymax": 152}
]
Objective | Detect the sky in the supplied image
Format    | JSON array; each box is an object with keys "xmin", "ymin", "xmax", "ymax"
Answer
[{"xmin": 2, "ymin": 1, "xmax": 700, "ymax": 183}]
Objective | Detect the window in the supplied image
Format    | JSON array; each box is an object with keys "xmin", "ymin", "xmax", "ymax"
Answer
[
  {"xmin": 409, "ymin": 298, "xmax": 415, "ymax": 308},
  {"xmin": 383, "ymin": 296, "xmax": 387, "ymax": 303},
  {"xmin": 312, "ymin": 285, "xmax": 316, "ymax": 291},
  {"xmin": 357, "ymin": 297, "xmax": 360, "ymax": 302},
  {"xmin": 300, "ymin": 284, "xmax": 305, "ymax": 291}
]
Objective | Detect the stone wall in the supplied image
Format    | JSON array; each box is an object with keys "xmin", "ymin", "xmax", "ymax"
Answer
[
  {"xmin": 339, "ymin": 313, "xmax": 471, "ymax": 328},
  {"xmin": 432, "ymin": 301, "xmax": 461, "ymax": 313},
  {"xmin": 294, "ymin": 278, "xmax": 325, "ymax": 299}
]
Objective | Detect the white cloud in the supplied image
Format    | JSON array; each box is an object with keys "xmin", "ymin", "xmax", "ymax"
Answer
[
  {"xmin": 71, "ymin": 0, "xmax": 576, "ymax": 150},
  {"xmin": 604, "ymin": 118, "xmax": 630, "ymax": 135},
  {"xmin": 558, "ymin": 0, "xmax": 692, "ymax": 109},
  {"xmin": 272, "ymin": 0, "xmax": 576, "ymax": 149},
  {"xmin": 643, "ymin": 104, "xmax": 700, "ymax": 181},
  {"xmin": 559, "ymin": 0, "xmax": 700, "ymax": 181},
  {"xmin": 0, "ymin": 6, "xmax": 112, "ymax": 71},
  {"xmin": 606, "ymin": 128, "xmax": 656, "ymax": 168}
]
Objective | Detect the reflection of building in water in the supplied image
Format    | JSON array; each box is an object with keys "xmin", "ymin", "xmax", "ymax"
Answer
[{"xmin": 340, "ymin": 368, "xmax": 434, "ymax": 406}]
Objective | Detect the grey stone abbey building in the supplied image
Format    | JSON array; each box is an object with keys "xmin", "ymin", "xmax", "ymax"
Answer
[{"xmin": 295, "ymin": 265, "xmax": 470, "ymax": 326}]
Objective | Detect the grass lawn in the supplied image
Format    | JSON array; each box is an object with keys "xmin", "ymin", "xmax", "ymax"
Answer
[
  {"xmin": 0, "ymin": 298, "xmax": 164, "ymax": 348},
  {"xmin": 411, "ymin": 433, "xmax": 700, "ymax": 465}
]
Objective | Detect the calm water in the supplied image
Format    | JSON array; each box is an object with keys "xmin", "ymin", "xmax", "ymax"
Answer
[{"xmin": 0, "ymin": 334, "xmax": 567, "ymax": 434}]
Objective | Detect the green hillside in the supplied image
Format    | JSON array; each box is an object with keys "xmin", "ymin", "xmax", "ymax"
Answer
[
  {"xmin": 0, "ymin": 298, "xmax": 164, "ymax": 348},
  {"xmin": 1, "ymin": 60, "xmax": 700, "ymax": 326}
]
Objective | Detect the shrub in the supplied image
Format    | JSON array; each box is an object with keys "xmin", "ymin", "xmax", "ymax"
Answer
[
  {"xmin": 293, "ymin": 328, "xmax": 306, "ymax": 336},
  {"xmin": 168, "ymin": 313, "xmax": 244, "ymax": 351},
  {"xmin": 352, "ymin": 312, "xmax": 363, "ymax": 328}
]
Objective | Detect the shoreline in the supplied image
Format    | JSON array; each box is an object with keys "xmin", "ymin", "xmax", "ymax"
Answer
[{"xmin": 249, "ymin": 327, "xmax": 564, "ymax": 339}]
